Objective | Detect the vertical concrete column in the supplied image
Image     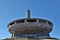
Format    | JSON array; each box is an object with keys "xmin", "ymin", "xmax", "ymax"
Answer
[
  {"xmin": 25, "ymin": 20, "xmax": 27, "ymax": 22},
  {"xmin": 37, "ymin": 20, "xmax": 39, "ymax": 23},
  {"xmin": 46, "ymin": 21, "xmax": 48, "ymax": 24},
  {"xmin": 12, "ymin": 31, "xmax": 15, "ymax": 38}
]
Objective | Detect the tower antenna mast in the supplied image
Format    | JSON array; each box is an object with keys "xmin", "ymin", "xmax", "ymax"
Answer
[{"xmin": 26, "ymin": 10, "xmax": 30, "ymax": 18}]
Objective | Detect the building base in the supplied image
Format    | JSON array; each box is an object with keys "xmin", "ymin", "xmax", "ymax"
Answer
[{"xmin": 4, "ymin": 38, "xmax": 58, "ymax": 40}]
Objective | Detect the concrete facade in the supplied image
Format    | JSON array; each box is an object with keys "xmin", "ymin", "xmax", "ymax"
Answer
[
  {"xmin": 4, "ymin": 38, "xmax": 58, "ymax": 40},
  {"xmin": 5, "ymin": 10, "xmax": 59, "ymax": 40}
]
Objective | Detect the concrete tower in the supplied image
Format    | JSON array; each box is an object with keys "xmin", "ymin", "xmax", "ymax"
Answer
[{"xmin": 7, "ymin": 10, "xmax": 53, "ymax": 38}]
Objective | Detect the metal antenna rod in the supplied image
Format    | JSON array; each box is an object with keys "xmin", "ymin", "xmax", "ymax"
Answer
[{"xmin": 26, "ymin": 10, "xmax": 30, "ymax": 18}]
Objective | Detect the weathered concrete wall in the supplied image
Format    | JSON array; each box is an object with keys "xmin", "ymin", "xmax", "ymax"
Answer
[{"xmin": 4, "ymin": 38, "xmax": 58, "ymax": 40}]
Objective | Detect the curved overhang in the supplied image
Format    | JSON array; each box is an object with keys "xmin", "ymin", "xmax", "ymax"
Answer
[{"xmin": 7, "ymin": 18, "xmax": 53, "ymax": 28}]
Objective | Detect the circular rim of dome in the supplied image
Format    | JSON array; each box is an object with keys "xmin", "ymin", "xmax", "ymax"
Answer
[{"xmin": 7, "ymin": 18, "xmax": 53, "ymax": 27}]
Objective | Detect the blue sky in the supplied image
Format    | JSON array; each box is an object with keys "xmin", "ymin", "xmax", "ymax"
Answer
[{"xmin": 0, "ymin": 0, "xmax": 60, "ymax": 39}]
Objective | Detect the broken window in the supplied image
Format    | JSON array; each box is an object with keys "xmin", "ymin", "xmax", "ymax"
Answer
[{"xmin": 27, "ymin": 19, "xmax": 36, "ymax": 22}]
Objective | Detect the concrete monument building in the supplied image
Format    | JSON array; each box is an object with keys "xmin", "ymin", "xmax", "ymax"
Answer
[
  {"xmin": 4, "ymin": 10, "xmax": 58, "ymax": 40},
  {"xmin": 8, "ymin": 10, "xmax": 53, "ymax": 38}
]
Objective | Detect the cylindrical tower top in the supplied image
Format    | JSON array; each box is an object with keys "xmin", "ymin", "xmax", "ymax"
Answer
[{"xmin": 26, "ymin": 10, "xmax": 30, "ymax": 18}]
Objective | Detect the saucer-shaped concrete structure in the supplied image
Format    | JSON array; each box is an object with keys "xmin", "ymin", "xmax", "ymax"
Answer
[{"xmin": 7, "ymin": 10, "xmax": 53, "ymax": 38}]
